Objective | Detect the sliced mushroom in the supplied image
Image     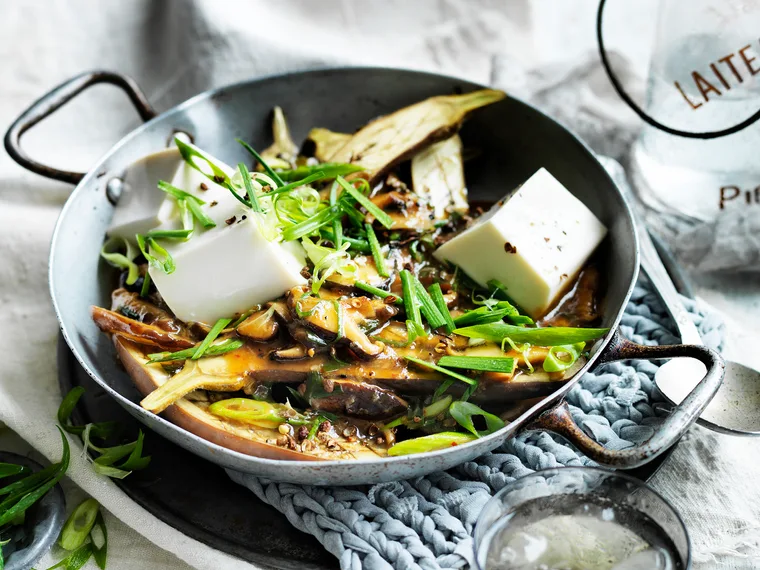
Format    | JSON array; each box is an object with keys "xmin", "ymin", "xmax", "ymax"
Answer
[
  {"xmin": 287, "ymin": 289, "xmax": 385, "ymax": 359},
  {"xmin": 324, "ymin": 255, "xmax": 388, "ymax": 292},
  {"xmin": 91, "ymin": 306, "xmax": 195, "ymax": 351},
  {"xmin": 309, "ymin": 379, "xmax": 407, "ymax": 419},
  {"xmin": 327, "ymin": 89, "xmax": 505, "ymax": 185},
  {"xmin": 271, "ymin": 345, "xmax": 311, "ymax": 361},
  {"xmin": 111, "ymin": 288, "xmax": 194, "ymax": 337},
  {"xmin": 237, "ymin": 308, "xmax": 279, "ymax": 342},
  {"xmin": 369, "ymin": 191, "xmax": 435, "ymax": 231},
  {"xmin": 304, "ymin": 128, "xmax": 352, "ymax": 162}
]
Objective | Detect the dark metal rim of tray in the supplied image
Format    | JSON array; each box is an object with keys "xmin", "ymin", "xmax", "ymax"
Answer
[{"xmin": 57, "ymin": 336, "xmax": 677, "ymax": 570}]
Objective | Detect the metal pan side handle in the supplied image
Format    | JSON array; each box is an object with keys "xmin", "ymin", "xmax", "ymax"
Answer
[
  {"xmin": 4, "ymin": 70, "xmax": 156, "ymax": 185},
  {"xmin": 527, "ymin": 331, "xmax": 725, "ymax": 469}
]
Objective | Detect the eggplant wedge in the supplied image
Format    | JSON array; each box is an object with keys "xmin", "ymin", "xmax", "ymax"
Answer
[
  {"xmin": 411, "ymin": 134, "xmax": 468, "ymax": 219},
  {"xmin": 260, "ymin": 106, "xmax": 299, "ymax": 169},
  {"xmin": 328, "ymin": 89, "xmax": 505, "ymax": 184},
  {"xmin": 305, "ymin": 128, "xmax": 352, "ymax": 162},
  {"xmin": 114, "ymin": 336, "xmax": 387, "ymax": 460},
  {"xmin": 92, "ymin": 306, "xmax": 195, "ymax": 351}
]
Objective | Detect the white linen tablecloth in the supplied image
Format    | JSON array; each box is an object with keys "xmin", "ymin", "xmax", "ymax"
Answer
[{"xmin": 1, "ymin": 1, "xmax": 758, "ymax": 568}]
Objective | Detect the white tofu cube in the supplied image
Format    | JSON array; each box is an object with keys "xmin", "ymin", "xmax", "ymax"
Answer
[
  {"xmin": 433, "ymin": 168, "xmax": 607, "ymax": 318},
  {"xmin": 107, "ymin": 149, "xmax": 183, "ymax": 241},
  {"xmin": 149, "ymin": 215, "xmax": 307, "ymax": 324}
]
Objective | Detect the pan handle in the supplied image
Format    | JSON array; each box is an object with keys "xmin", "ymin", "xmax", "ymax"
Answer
[
  {"xmin": 4, "ymin": 71, "xmax": 156, "ymax": 185},
  {"xmin": 526, "ymin": 331, "xmax": 724, "ymax": 469}
]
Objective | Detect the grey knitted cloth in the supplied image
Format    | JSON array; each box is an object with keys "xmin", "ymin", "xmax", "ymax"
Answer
[{"xmin": 227, "ymin": 275, "xmax": 725, "ymax": 570}]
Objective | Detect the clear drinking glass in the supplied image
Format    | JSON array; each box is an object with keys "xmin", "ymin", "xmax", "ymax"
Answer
[
  {"xmin": 625, "ymin": 0, "xmax": 760, "ymax": 271},
  {"xmin": 474, "ymin": 467, "xmax": 690, "ymax": 570}
]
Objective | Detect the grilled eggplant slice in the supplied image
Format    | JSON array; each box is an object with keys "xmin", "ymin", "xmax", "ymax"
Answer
[
  {"xmin": 328, "ymin": 89, "xmax": 505, "ymax": 184},
  {"xmin": 305, "ymin": 128, "xmax": 352, "ymax": 162},
  {"xmin": 411, "ymin": 134, "xmax": 468, "ymax": 219},
  {"xmin": 92, "ymin": 306, "xmax": 195, "ymax": 351},
  {"xmin": 114, "ymin": 336, "xmax": 387, "ymax": 460},
  {"xmin": 260, "ymin": 106, "xmax": 299, "ymax": 169}
]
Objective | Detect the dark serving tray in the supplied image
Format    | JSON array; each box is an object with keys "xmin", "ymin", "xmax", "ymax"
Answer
[{"xmin": 57, "ymin": 336, "xmax": 675, "ymax": 570}]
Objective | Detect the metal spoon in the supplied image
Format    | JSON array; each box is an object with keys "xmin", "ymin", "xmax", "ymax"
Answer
[{"xmin": 639, "ymin": 221, "xmax": 760, "ymax": 436}]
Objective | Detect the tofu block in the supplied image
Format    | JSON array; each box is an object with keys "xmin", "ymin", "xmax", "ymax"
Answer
[
  {"xmin": 148, "ymin": 148, "xmax": 306, "ymax": 324},
  {"xmin": 107, "ymin": 149, "xmax": 183, "ymax": 241},
  {"xmin": 433, "ymin": 168, "xmax": 607, "ymax": 318},
  {"xmin": 149, "ymin": 215, "xmax": 307, "ymax": 324}
]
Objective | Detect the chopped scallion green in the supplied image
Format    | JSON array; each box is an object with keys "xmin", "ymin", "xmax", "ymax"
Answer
[
  {"xmin": 185, "ymin": 196, "xmax": 217, "ymax": 229},
  {"xmin": 542, "ymin": 342, "xmax": 586, "ymax": 372},
  {"xmin": 412, "ymin": 275, "xmax": 446, "ymax": 329},
  {"xmin": 453, "ymin": 323, "xmax": 609, "ymax": 346},
  {"xmin": 140, "ymin": 271, "xmax": 151, "ymax": 298},
  {"xmin": 387, "ymin": 432, "xmax": 476, "ymax": 456},
  {"xmin": 99, "ymin": 237, "xmax": 139, "ymax": 286},
  {"xmin": 365, "ymin": 223, "xmax": 389, "ymax": 277},
  {"xmin": 236, "ymin": 138, "xmax": 285, "ymax": 187},
  {"xmin": 400, "ymin": 270, "xmax": 423, "ymax": 332},
  {"xmin": 147, "ymin": 338, "xmax": 244, "ymax": 364},
  {"xmin": 238, "ymin": 162, "xmax": 262, "ymax": 212},
  {"xmin": 136, "ymin": 234, "xmax": 175, "ymax": 274},
  {"xmin": 258, "ymin": 171, "xmax": 326, "ymax": 198},
  {"xmin": 336, "ymin": 176, "xmax": 394, "ymax": 229},
  {"xmin": 320, "ymin": 229, "xmax": 370, "ymax": 252},
  {"xmin": 428, "ymin": 283, "xmax": 455, "ymax": 334},
  {"xmin": 191, "ymin": 318, "xmax": 232, "ymax": 360},
  {"xmin": 449, "ymin": 401, "xmax": 505, "ymax": 437},
  {"xmin": 329, "ymin": 181, "xmax": 343, "ymax": 249},
  {"xmin": 157, "ymin": 180, "xmax": 205, "ymax": 205},
  {"xmin": 404, "ymin": 356, "xmax": 477, "ymax": 386},
  {"xmin": 277, "ymin": 163, "xmax": 364, "ymax": 182},
  {"xmin": 144, "ymin": 229, "xmax": 193, "ymax": 240},
  {"xmin": 437, "ymin": 355, "xmax": 515, "ymax": 373},
  {"xmin": 354, "ymin": 281, "xmax": 403, "ymax": 304}
]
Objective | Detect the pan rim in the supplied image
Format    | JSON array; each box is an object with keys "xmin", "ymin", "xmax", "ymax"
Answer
[{"xmin": 48, "ymin": 65, "xmax": 640, "ymax": 469}]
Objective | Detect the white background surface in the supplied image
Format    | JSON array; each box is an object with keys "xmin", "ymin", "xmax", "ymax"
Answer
[{"xmin": 0, "ymin": 1, "xmax": 758, "ymax": 569}]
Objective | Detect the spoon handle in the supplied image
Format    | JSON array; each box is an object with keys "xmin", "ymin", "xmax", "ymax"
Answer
[{"xmin": 637, "ymin": 215, "xmax": 704, "ymax": 345}]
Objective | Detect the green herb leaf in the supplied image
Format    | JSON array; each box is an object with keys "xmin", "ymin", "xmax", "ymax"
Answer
[
  {"xmin": 403, "ymin": 356, "xmax": 477, "ymax": 386},
  {"xmin": 365, "ymin": 223, "xmax": 389, "ymax": 277},
  {"xmin": 449, "ymin": 401, "xmax": 505, "ymax": 437},
  {"xmin": 59, "ymin": 498, "xmax": 99, "ymax": 551},
  {"xmin": 387, "ymin": 432, "xmax": 477, "ymax": 456},
  {"xmin": 236, "ymin": 138, "xmax": 285, "ymax": 187},
  {"xmin": 191, "ymin": 318, "xmax": 232, "ymax": 360},
  {"xmin": 336, "ymin": 176, "xmax": 394, "ymax": 229},
  {"xmin": 428, "ymin": 283, "xmax": 455, "ymax": 334},
  {"xmin": 437, "ymin": 355, "xmax": 516, "ymax": 373},
  {"xmin": 100, "ymin": 237, "xmax": 139, "ymax": 286},
  {"xmin": 453, "ymin": 323, "xmax": 609, "ymax": 346},
  {"xmin": 277, "ymin": 163, "xmax": 364, "ymax": 182}
]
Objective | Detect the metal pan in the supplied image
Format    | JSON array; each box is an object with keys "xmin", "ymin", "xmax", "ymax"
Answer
[{"xmin": 5, "ymin": 68, "xmax": 725, "ymax": 485}]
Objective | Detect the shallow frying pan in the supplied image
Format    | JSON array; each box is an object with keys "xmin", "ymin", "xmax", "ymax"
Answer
[{"xmin": 5, "ymin": 68, "xmax": 724, "ymax": 485}]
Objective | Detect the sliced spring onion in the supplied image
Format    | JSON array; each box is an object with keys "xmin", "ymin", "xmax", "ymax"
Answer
[
  {"xmin": 460, "ymin": 381, "xmax": 479, "ymax": 402},
  {"xmin": 453, "ymin": 323, "xmax": 609, "ymax": 346},
  {"xmin": 301, "ymin": 238, "xmax": 356, "ymax": 293},
  {"xmin": 404, "ymin": 356, "xmax": 477, "ymax": 386},
  {"xmin": 384, "ymin": 395, "xmax": 452, "ymax": 429},
  {"xmin": 277, "ymin": 163, "xmax": 364, "ymax": 182},
  {"xmin": 185, "ymin": 197, "xmax": 217, "ymax": 229},
  {"xmin": 136, "ymin": 234, "xmax": 175, "ymax": 274},
  {"xmin": 387, "ymin": 432, "xmax": 477, "ymax": 456},
  {"xmin": 238, "ymin": 162, "xmax": 262, "ymax": 212},
  {"xmin": 208, "ymin": 399, "xmax": 299, "ymax": 428},
  {"xmin": 412, "ymin": 275, "xmax": 446, "ymax": 329},
  {"xmin": 157, "ymin": 180, "xmax": 205, "ymax": 205},
  {"xmin": 236, "ymin": 138, "xmax": 285, "ymax": 187},
  {"xmin": 144, "ymin": 229, "xmax": 193, "ymax": 240},
  {"xmin": 542, "ymin": 342, "xmax": 586, "ymax": 372},
  {"xmin": 0, "ymin": 464, "xmax": 28, "ymax": 479},
  {"xmin": 365, "ymin": 223, "xmax": 389, "ymax": 277},
  {"xmin": 147, "ymin": 338, "xmax": 244, "ymax": 364},
  {"xmin": 140, "ymin": 271, "xmax": 151, "ymax": 298},
  {"xmin": 405, "ymin": 320, "xmax": 425, "ymax": 345},
  {"xmin": 91, "ymin": 510, "xmax": 108, "ymax": 569},
  {"xmin": 59, "ymin": 498, "xmax": 99, "ymax": 551},
  {"xmin": 354, "ymin": 281, "xmax": 403, "ymax": 304},
  {"xmin": 453, "ymin": 306, "xmax": 513, "ymax": 328},
  {"xmin": 178, "ymin": 198, "xmax": 193, "ymax": 233},
  {"xmin": 432, "ymin": 379, "xmax": 455, "ymax": 402},
  {"xmin": 280, "ymin": 204, "xmax": 343, "ymax": 241},
  {"xmin": 100, "ymin": 237, "xmax": 139, "ymax": 286},
  {"xmin": 449, "ymin": 401, "xmax": 505, "ymax": 437},
  {"xmin": 329, "ymin": 181, "xmax": 342, "ymax": 249},
  {"xmin": 175, "ymin": 138, "xmax": 234, "ymax": 186},
  {"xmin": 230, "ymin": 308, "xmax": 256, "ymax": 329},
  {"xmin": 258, "ymin": 171, "xmax": 327, "ymax": 198},
  {"xmin": 400, "ymin": 270, "xmax": 423, "ymax": 332},
  {"xmin": 437, "ymin": 355, "xmax": 516, "ymax": 374},
  {"xmin": 320, "ymin": 229, "xmax": 370, "ymax": 252},
  {"xmin": 428, "ymin": 283, "xmax": 455, "ymax": 334},
  {"xmin": 508, "ymin": 315, "xmax": 535, "ymax": 326},
  {"xmin": 191, "ymin": 318, "xmax": 232, "ymax": 359},
  {"xmin": 336, "ymin": 176, "xmax": 394, "ymax": 229}
]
